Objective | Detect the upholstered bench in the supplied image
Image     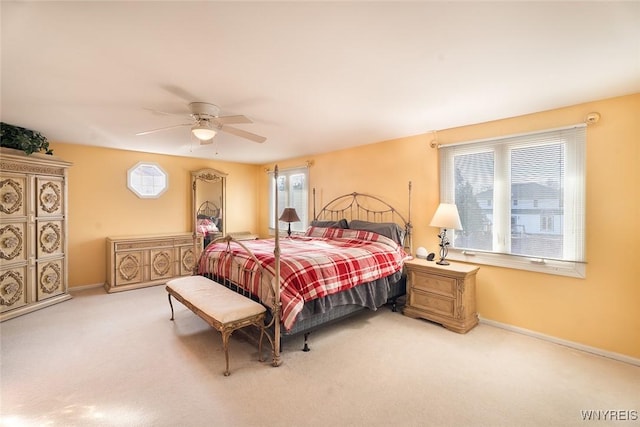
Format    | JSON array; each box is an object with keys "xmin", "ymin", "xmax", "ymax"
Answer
[{"xmin": 166, "ymin": 275, "xmax": 267, "ymax": 376}]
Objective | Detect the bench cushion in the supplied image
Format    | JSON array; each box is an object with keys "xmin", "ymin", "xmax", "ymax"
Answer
[{"xmin": 166, "ymin": 276, "xmax": 266, "ymax": 323}]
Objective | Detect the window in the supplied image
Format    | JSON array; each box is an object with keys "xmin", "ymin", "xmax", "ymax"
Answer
[
  {"xmin": 540, "ymin": 215, "xmax": 554, "ymax": 232},
  {"xmin": 127, "ymin": 162, "xmax": 168, "ymax": 198},
  {"xmin": 268, "ymin": 166, "xmax": 309, "ymax": 234},
  {"xmin": 439, "ymin": 125, "xmax": 586, "ymax": 277}
]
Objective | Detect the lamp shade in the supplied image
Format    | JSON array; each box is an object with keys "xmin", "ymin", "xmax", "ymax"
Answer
[
  {"xmin": 279, "ymin": 207, "xmax": 300, "ymax": 223},
  {"xmin": 191, "ymin": 122, "xmax": 217, "ymax": 141},
  {"xmin": 429, "ymin": 203, "xmax": 463, "ymax": 230}
]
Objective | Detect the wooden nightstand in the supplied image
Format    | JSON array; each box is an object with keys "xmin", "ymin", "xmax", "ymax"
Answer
[{"xmin": 403, "ymin": 258, "xmax": 479, "ymax": 333}]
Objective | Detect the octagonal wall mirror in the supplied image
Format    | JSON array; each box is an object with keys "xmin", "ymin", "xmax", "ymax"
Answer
[
  {"xmin": 192, "ymin": 168, "xmax": 226, "ymax": 247},
  {"xmin": 127, "ymin": 162, "xmax": 168, "ymax": 198}
]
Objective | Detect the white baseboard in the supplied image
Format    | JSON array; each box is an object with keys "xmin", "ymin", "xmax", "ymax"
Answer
[{"xmin": 479, "ymin": 317, "xmax": 640, "ymax": 367}]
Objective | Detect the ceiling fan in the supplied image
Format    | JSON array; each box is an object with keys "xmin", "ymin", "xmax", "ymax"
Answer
[{"xmin": 136, "ymin": 102, "xmax": 266, "ymax": 144}]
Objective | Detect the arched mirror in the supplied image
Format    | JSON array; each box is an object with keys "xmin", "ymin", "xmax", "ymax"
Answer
[{"xmin": 192, "ymin": 168, "xmax": 227, "ymax": 248}]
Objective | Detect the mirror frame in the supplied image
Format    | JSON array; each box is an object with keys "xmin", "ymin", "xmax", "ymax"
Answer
[{"xmin": 192, "ymin": 168, "xmax": 227, "ymax": 244}]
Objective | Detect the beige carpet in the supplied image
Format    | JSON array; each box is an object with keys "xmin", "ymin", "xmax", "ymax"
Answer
[{"xmin": 1, "ymin": 285, "xmax": 639, "ymax": 427}]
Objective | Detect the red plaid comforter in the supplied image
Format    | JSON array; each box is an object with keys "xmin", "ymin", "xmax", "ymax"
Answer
[{"xmin": 198, "ymin": 227, "xmax": 408, "ymax": 330}]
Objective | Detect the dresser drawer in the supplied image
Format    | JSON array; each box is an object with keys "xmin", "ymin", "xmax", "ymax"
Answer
[
  {"xmin": 115, "ymin": 239, "xmax": 174, "ymax": 251},
  {"xmin": 410, "ymin": 270, "xmax": 456, "ymax": 297},
  {"xmin": 411, "ymin": 289, "xmax": 455, "ymax": 317}
]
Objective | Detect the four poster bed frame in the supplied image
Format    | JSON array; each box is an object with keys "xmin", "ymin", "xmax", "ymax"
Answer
[{"xmin": 196, "ymin": 166, "xmax": 413, "ymax": 368}]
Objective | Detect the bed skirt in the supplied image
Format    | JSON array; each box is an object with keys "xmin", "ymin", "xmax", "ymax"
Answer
[{"xmin": 281, "ymin": 270, "xmax": 406, "ymax": 337}]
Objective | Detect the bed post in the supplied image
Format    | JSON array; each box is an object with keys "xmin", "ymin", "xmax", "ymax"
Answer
[
  {"xmin": 192, "ymin": 179, "xmax": 199, "ymax": 275},
  {"xmin": 272, "ymin": 165, "xmax": 282, "ymax": 367},
  {"xmin": 408, "ymin": 180, "xmax": 413, "ymax": 255}
]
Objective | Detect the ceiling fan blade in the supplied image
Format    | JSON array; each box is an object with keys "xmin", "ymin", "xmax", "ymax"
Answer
[
  {"xmin": 136, "ymin": 123, "xmax": 191, "ymax": 136},
  {"xmin": 143, "ymin": 107, "xmax": 187, "ymax": 117},
  {"xmin": 213, "ymin": 115, "xmax": 252, "ymax": 125},
  {"xmin": 220, "ymin": 125, "xmax": 266, "ymax": 143},
  {"xmin": 160, "ymin": 84, "xmax": 200, "ymax": 103}
]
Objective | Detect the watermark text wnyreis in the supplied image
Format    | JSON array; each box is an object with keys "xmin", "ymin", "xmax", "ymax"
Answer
[{"xmin": 580, "ymin": 410, "xmax": 638, "ymax": 421}]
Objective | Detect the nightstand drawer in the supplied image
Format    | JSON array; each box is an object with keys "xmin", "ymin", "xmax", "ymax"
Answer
[
  {"xmin": 410, "ymin": 271, "xmax": 456, "ymax": 297},
  {"xmin": 411, "ymin": 290, "xmax": 455, "ymax": 317}
]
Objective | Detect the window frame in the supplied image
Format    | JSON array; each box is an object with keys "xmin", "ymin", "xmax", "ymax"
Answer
[
  {"xmin": 268, "ymin": 166, "xmax": 309, "ymax": 235},
  {"xmin": 127, "ymin": 161, "xmax": 168, "ymax": 199},
  {"xmin": 439, "ymin": 125, "xmax": 587, "ymax": 278}
]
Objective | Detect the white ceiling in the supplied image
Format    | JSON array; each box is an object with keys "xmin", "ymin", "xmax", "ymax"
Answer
[{"xmin": 2, "ymin": 1, "xmax": 639, "ymax": 164}]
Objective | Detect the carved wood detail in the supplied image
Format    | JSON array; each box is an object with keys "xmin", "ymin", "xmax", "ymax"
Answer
[
  {"xmin": 152, "ymin": 251, "xmax": 172, "ymax": 276},
  {"xmin": 39, "ymin": 223, "xmax": 61, "ymax": 254},
  {"xmin": 0, "ymin": 160, "xmax": 65, "ymax": 176},
  {"xmin": 39, "ymin": 262, "xmax": 61, "ymax": 294},
  {"xmin": 39, "ymin": 181, "xmax": 62, "ymax": 214},
  {"xmin": 118, "ymin": 254, "xmax": 141, "ymax": 281},
  {"xmin": 0, "ymin": 270, "xmax": 24, "ymax": 306},
  {"xmin": 0, "ymin": 225, "xmax": 23, "ymax": 261},
  {"xmin": 182, "ymin": 248, "xmax": 196, "ymax": 272},
  {"xmin": 0, "ymin": 178, "xmax": 23, "ymax": 215}
]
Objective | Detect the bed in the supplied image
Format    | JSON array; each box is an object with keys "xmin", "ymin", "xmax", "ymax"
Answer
[{"xmin": 197, "ymin": 167, "xmax": 412, "ymax": 366}]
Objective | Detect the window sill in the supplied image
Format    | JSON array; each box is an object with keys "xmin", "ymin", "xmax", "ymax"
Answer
[{"xmin": 447, "ymin": 249, "xmax": 586, "ymax": 278}]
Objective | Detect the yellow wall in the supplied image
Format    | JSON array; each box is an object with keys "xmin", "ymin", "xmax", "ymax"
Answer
[
  {"xmin": 51, "ymin": 93, "xmax": 638, "ymax": 359},
  {"xmin": 259, "ymin": 93, "xmax": 640, "ymax": 359},
  {"xmin": 48, "ymin": 144, "xmax": 260, "ymax": 288}
]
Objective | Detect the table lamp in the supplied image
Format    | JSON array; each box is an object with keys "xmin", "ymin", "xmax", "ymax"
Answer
[
  {"xmin": 429, "ymin": 203, "xmax": 462, "ymax": 265},
  {"xmin": 279, "ymin": 208, "xmax": 300, "ymax": 237}
]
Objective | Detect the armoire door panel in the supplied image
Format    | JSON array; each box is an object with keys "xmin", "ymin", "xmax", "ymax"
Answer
[
  {"xmin": 0, "ymin": 266, "xmax": 28, "ymax": 312},
  {"xmin": 0, "ymin": 174, "xmax": 27, "ymax": 219},
  {"xmin": 36, "ymin": 177, "xmax": 64, "ymax": 217},
  {"xmin": 36, "ymin": 220, "xmax": 64, "ymax": 258},
  {"xmin": 36, "ymin": 259, "xmax": 64, "ymax": 300},
  {"xmin": 0, "ymin": 222, "xmax": 27, "ymax": 266}
]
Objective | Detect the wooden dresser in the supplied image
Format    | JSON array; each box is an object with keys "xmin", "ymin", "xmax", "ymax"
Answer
[
  {"xmin": 105, "ymin": 233, "xmax": 202, "ymax": 293},
  {"xmin": 1, "ymin": 148, "xmax": 72, "ymax": 321},
  {"xmin": 403, "ymin": 258, "xmax": 479, "ymax": 333}
]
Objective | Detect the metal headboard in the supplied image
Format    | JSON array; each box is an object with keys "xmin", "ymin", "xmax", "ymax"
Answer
[
  {"xmin": 197, "ymin": 201, "xmax": 219, "ymax": 218},
  {"xmin": 312, "ymin": 182, "xmax": 413, "ymax": 254}
]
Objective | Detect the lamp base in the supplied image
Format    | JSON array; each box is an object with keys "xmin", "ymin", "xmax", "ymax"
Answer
[{"xmin": 436, "ymin": 229, "xmax": 450, "ymax": 266}]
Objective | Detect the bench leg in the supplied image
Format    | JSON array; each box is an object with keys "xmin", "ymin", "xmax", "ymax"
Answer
[
  {"xmin": 257, "ymin": 325, "xmax": 265, "ymax": 363},
  {"xmin": 168, "ymin": 293, "xmax": 175, "ymax": 321},
  {"xmin": 221, "ymin": 330, "xmax": 233, "ymax": 376}
]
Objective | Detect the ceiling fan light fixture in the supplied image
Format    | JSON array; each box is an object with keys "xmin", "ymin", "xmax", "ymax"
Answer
[{"xmin": 191, "ymin": 121, "xmax": 217, "ymax": 141}]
